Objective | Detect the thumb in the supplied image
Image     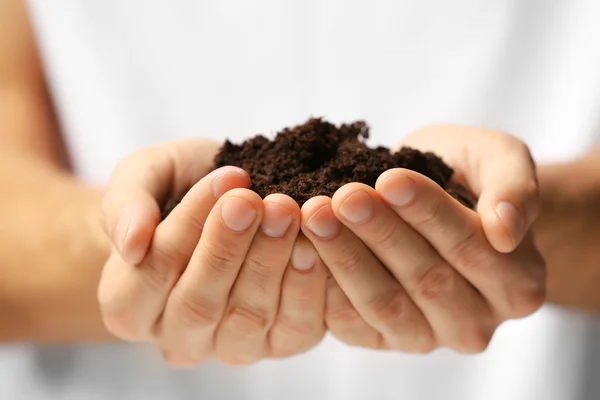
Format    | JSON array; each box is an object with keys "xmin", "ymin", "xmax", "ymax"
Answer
[
  {"xmin": 101, "ymin": 140, "xmax": 223, "ymax": 264},
  {"xmin": 402, "ymin": 126, "xmax": 540, "ymax": 253},
  {"xmin": 470, "ymin": 137, "xmax": 541, "ymax": 253},
  {"xmin": 102, "ymin": 187, "xmax": 161, "ymax": 266}
]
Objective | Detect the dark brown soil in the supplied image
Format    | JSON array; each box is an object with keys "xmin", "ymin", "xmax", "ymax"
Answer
[{"xmin": 211, "ymin": 118, "xmax": 474, "ymax": 209}]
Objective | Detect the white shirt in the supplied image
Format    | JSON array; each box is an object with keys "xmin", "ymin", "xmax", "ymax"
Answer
[{"xmin": 2, "ymin": 0, "xmax": 599, "ymax": 399}]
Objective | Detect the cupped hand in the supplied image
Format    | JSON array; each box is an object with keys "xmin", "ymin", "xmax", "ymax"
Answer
[
  {"xmin": 98, "ymin": 140, "xmax": 326, "ymax": 366},
  {"xmin": 301, "ymin": 126, "xmax": 546, "ymax": 353}
]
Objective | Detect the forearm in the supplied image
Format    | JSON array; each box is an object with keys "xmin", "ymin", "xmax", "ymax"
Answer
[
  {"xmin": 0, "ymin": 0, "xmax": 116, "ymax": 342},
  {"xmin": 534, "ymin": 149, "xmax": 600, "ymax": 313},
  {"xmin": 0, "ymin": 154, "xmax": 112, "ymax": 342}
]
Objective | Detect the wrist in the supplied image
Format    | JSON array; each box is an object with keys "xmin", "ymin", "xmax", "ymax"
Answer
[
  {"xmin": 533, "ymin": 158, "xmax": 600, "ymax": 311},
  {"xmin": 27, "ymin": 175, "xmax": 113, "ymax": 341}
]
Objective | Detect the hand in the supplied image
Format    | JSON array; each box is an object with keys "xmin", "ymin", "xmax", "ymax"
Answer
[
  {"xmin": 98, "ymin": 140, "xmax": 327, "ymax": 366},
  {"xmin": 301, "ymin": 126, "xmax": 546, "ymax": 353}
]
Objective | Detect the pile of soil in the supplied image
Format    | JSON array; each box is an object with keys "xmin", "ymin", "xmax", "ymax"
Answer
[{"xmin": 211, "ymin": 118, "xmax": 474, "ymax": 208}]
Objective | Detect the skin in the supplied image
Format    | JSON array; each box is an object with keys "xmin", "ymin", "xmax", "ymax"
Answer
[
  {"xmin": 1, "ymin": 0, "xmax": 600, "ymax": 363},
  {"xmin": 99, "ymin": 145, "xmax": 327, "ymax": 365},
  {"xmin": 302, "ymin": 128, "xmax": 546, "ymax": 352}
]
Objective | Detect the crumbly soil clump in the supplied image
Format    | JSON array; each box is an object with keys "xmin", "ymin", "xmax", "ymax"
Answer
[{"xmin": 211, "ymin": 118, "xmax": 474, "ymax": 208}]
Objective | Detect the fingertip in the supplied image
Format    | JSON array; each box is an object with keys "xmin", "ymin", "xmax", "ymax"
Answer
[
  {"xmin": 480, "ymin": 199, "xmax": 525, "ymax": 253},
  {"xmin": 222, "ymin": 187, "xmax": 264, "ymax": 209},
  {"xmin": 264, "ymin": 193, "xmax": 301, "ymax": 216},
  {"xmin": 375, "ymin": 167, "xmax": 401, "ymax": 185},
  {"xmin": 301, "ymin": 196, "xmax": 331, "ymax": 215},
  {"xmin": 261, "ymin": 194, "xmax": 299, "ymax": 238},
  {"xmin": 207, "ymin": 166, "xmax": 251, "ymax": 198},
  {"xmin": 301, "ymin": 197, "xmax": 341, "ymax": 240},
  {"xmin": 209, "ymin": 165, "xmax": 248, "ymax": 178},
  {"xmin": 331, "ymin": 182, "xmax": 373, "ymax": 210},
  {"xmin": 375, "ymin": 169, "xmax": 418, "ymax": 208},
  {"xmin": 292, "ymin": 234, "xmax": 324, "ymax": 271},
  {"xmin": 375, "ymin": 168, "xmax": 417, "ymax": 187},
  {"xmin": 290, "ymin": 240, "xmax": 319, "ymax": 271},
  {"xmin": 300, "ymin": 196, "xmax": 332, "ymax": 229},
  {"xmin": 119, "ymin": 203, "xmax": 161, "ymax": 265},
  {"xmin": 215, "ymin": 188, "xmax": 265, "ymax": 235}
]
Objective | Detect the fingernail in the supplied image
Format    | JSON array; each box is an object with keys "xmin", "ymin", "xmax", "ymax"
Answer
[
  {"xmin": 261, "ymin": 203, "xmax": 293, "ymax": 238},
  {"xmin": 221, "ymin": 197, "xmax": 257, "ymax": 232},
  {"xmin": 291, "ymin": 244, "xmax": 317, "ymax": 271},
  {"xmin": 338, "ymin": 190, "xmax": 373, "ymax": 224},
  {"xmin": 495, "ymin": 201, "xmax": 524, "ymax": 243},
  {"xmin": 210, "ymin": 167, "xmax": 247, "ymax": 198},
  {"xmin": 304, "ymin": 205, "xmax": 342, "ymax": 238},
  {"xmin": 114, "ymin": 209, "xmax": 132, "ymax": 254},
  {"xmin": 380, "ymin": 174, "xmax": 416, "ymax": 207}
]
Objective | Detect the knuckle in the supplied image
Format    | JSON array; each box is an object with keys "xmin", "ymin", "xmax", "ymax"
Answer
[
  {"xmin": 375, "ymin": 219, "xmax": 400, "ymax": 252},
  {"xmin": 331, "ymin": 329, "xmax": 382, "ymax": 350},
  {"xmin": 273, "ymin": 336, "xmax": 325, "ymax": 358},
  {"xmin": 244, "ymin": 255, "xmax": 277, "ymax": 282},
  {"xmin": 226, "ymin": 304, "xmax": 271, "ymax": 335},
  {"xmin": 275, "ymin": 315, "xmax": 325, "ymax": 340},
  {"xmin": 413, "ymin": 263, "xmax": 454, "ymax": 302},
  {"xmin": 448, "ymin": 233, "xmax": 488, "ymax": 274},
  {"xmin": 100, "ymin": 306, "xmax": 144, "ymax": 341},
  {"xmin": 177, "ymin": 203, "xmax": 206, "ymax": 232},
  {"xmin": 365, "ymin": 288, "xmax": 406, "ymax": 331},
  {"xmin": 287, "ymin": 279, "xmax": 321, "ymax": 304},
  {"xmin": 140, "ymin": 255, "xmax": 176, "ymax": 291},
  {"xmin": 97, "ymin": 265, "xmax": 147, "ymax": 340},
  {"xmin": 288, "ymin": 288, "xmax": 317, "ymax": 304},
  {"xmin": 175, "ymin": 293, "xmax": 220, "ymax": 327},
  {"xmin": 203, "ymin": 240, "xmax": 240, "ymax": 277},
  {"xmin": 509, "ymin": 284, "xmax": 546, "ymax": 319},
  {"xmin": 454, "ymin": 324, "xmax": 494, "ymax": 354},
  {"xmin": 387, "ymin": 333, "xmax": 437, "ymax": 354},
  {"xmin": 505, "ymin": 255, "xmax": 547, "ymax": 319},
  {"xmin": 333, "ymin": 245, "xmax": 364, "ymax": 276},
  {"xmin": 271, "ymin": 318, "xmax": 326, "ymax": 356},
  {"xmin": 415, "ymin": 199, "xmax": 445, "ymax": 231},
  {"xmin": 446, "ymin": 227, "xmax": 478, "ymax": 265},
  {"xmin": 150, "ymin": 239, "xmax": 189, "ymax": 275},
  {"xmin": 98, "ymin": 292, "xmax": 146, "ymax": 341},
  {"xmin": 412, "ymin": 338, "xmax": 437, "ymax": 354}
]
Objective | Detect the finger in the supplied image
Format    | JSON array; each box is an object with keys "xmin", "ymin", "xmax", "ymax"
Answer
[
  {"xmin": 269, "ymin": 235, "xmax": 328, "ymax": 358},
  {"xmin": 301, "ymin": 196, "xmax": 434, "ymax": 353},
  {"xmin": 403, "ymin": 126, "xmax": 540, "ymax": 253},
  {"xmin": 97, "ymin": 167, "xmax": 249, "ymax": 341},
  {"xmin": 325, "ymin": 275, "xmax": 382, "ymax": 350},
  {"xmin": 474, "ymin": 139, "xmax": 540, "ymax": 253},
  {"xmin": 333, "ymin": 182, "xmax": 494, "ymax": 352},
  {"xmin": 376, "ymin": 169, "xmax": 545, "ymax": 320},
  {"xmin": 102, "ymin": 140, "xmax": 221, "ymax": 264},
  {"xmin": 101, "ymin": 185, "xmax": 161, "ymax": 266},
  {"xmin": 158, "ymin": 188, "xmax": 263, "ymax": 366},
  {"xmin": 215, "ymin": 194, "xmax": 299, "ymax": 365}
]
